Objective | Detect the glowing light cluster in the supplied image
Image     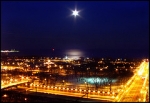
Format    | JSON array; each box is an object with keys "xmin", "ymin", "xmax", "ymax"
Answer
[
  {"xmin": 81, "ymin": 77, "xmax": 117, "ymax": 84},
  {"xmin": 1, "ymin": 49, "xmax": 19, "ymax": 52},
  {"xmin": 64, "ymin": 49, "xmax": 85, "ymax": 60},
  {"xmin": 114, "ymin": 61, "xmax": 149, "ymax": 102}
]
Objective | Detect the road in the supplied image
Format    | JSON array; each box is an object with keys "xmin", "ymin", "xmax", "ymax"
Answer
[
  {"xmin": 18, "ymin": 86, "xmax": 114, "ymax": 102},
  {"xmin": 1, "ymin": 80, "xmax": 29, "ymax": 89},
  {"xmin": 114, "ymin": 61, "xmax": 149, "ymax": 102},
  {"xmin": 1, "ymin": 76, "xmax": 31, "ymax": 89}
]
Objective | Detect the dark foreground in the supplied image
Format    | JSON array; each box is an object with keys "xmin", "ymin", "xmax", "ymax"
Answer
[{"xmin": 1, "ymin": 88, "xmax": 110, "ymax": 102}]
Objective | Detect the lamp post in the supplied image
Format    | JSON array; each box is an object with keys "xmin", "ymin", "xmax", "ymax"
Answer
[
  {"xmin": 109, "ymin": 80, "xmax": 112, "ymax": 92},
  {"xmin": 36, "ymin": 85, "xmax": 37, "ymax": 92},
  {"xmin": 85, "ymin": 81, "xmax": 89, "ymax": 98},
  {"xmin": 87, "ymin": 82, "xmax": 88, "ymax": 98},
  {"xmin": 63, "ymin": 80, "xmax": 65, "ymax": 86}
]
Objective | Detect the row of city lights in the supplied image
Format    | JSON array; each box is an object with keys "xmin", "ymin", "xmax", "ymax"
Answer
[
  {"xmin": 28, "ymin": 83, "xmax": 117, "ymax": 96},
  {"xmin": 2, "ymin": 76, "xmax": 29, "ymax": 85}
]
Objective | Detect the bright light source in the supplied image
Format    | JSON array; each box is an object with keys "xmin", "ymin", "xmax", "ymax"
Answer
[
  {"xmin": 3, "ymin": 94, "xmax": 7, "ymax": 97},
  {"xmin": 72, "ymin": 10, "xmax": 79, "ymax": 17},
  {"xmin": 65, "ymin": 49, "xmax": 84, "ymax": 60}
]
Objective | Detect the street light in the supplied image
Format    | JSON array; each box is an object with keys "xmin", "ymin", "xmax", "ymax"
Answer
[
  {"xmin": 3, "ymin": 94, "xmax": 7, "ymax": 97},
  {"xmin": 24, "ymin": 97, "xmax": 27, "ymax": 102},
  {"xmin": 139, "ymin": 98, "xmax": 141, "ymax": 102},
  {"xmin": 63, "ymin": 80, "xmax": 65, "ymax": 86},
  {"xmin": 103, "ymin": 91, "xmax": 105, "ymax": 95},
  {"xmin": 84, "ymin": 81, "xmax": 89, "ymax": 98},
  {"xmin": 35, "ymin": 85, "xmax": 37, "ymax": 92}
]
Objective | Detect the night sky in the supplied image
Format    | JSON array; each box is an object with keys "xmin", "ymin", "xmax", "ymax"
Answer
[{"xmin": 1, "ymin": 1, "xmax": 149, "ymax": 58}]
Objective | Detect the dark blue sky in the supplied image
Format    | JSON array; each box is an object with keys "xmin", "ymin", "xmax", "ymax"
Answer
[{"xmin": 1, "ymin": 1, "xmax": 149, "ymax": 58}]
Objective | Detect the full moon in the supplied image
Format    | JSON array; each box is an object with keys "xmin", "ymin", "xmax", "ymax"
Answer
[{"xmin": 72, "ymin": 10, "xmax": 79, "ymax": 17}]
